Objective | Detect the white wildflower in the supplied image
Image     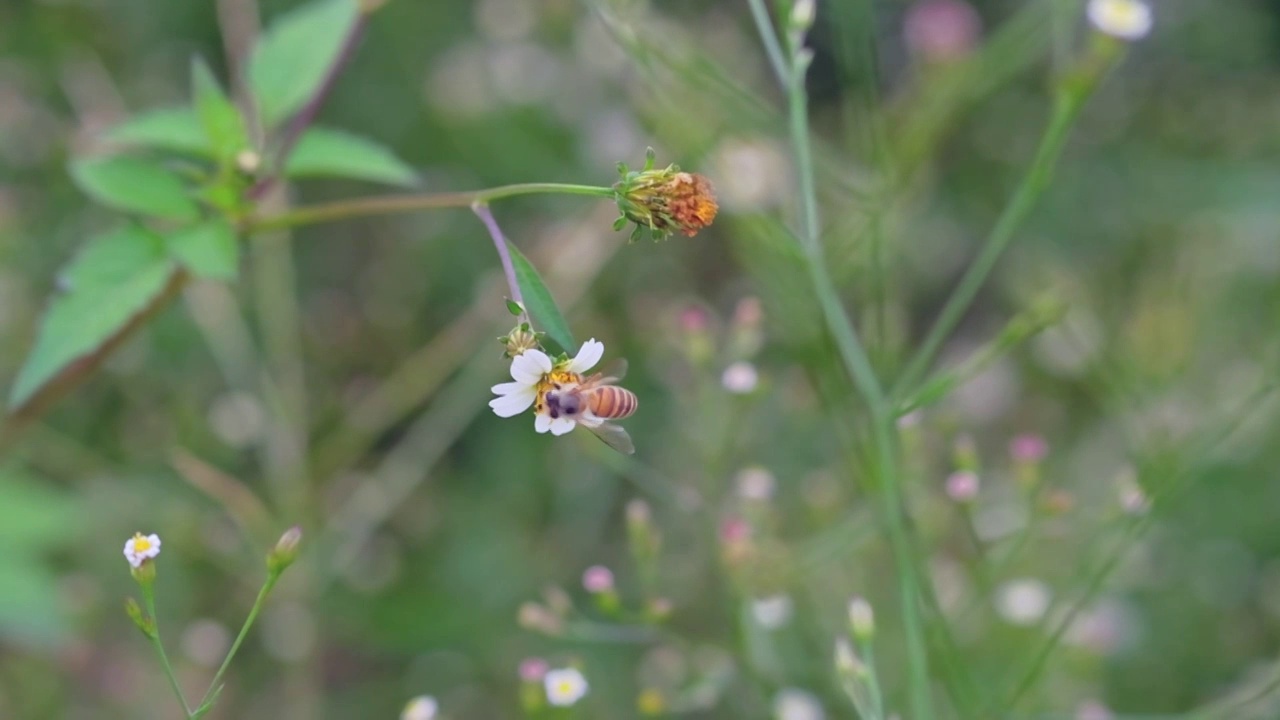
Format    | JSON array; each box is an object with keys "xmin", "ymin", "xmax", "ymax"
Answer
[
  {"xmin": 123, "ymin": 532, "xmax": 161, "ymax": 568},
  {"xmin": 995, "ymin": 578, "xmax": 1052, "ymax": 626},
  {"xmin": 1087, "ymin": 0, "xmax": 1152, "ymax": 41},
  {"xmin": 751, "ymin": 594, "xmax": 794, "ymax": 630},
  {"xmin": 773, "ymin": 688, "xmax": 825, "ymax": 720},
  {"xmin": 400, "ymin": 695, "xmax": 438, "ymax": 720},
  {"xmin": 488, "ymin": 338, "xmax": 604, "ymax": 436},
  {"xmin": 544, "ymin": 667, "xmax": 588, "ymax": 706}
]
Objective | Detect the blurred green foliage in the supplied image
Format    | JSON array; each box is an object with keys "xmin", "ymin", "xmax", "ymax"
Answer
[{"xmin": 1, "ymin": 0, "xmax": 1279, "ymax": 718}]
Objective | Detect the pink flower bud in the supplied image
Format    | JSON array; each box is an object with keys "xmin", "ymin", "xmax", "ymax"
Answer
[
  {"xmin": 904, "ymin": 0, "xmax": 982, "ymax": 63},
  {"xmin": 519, "ymin": 657, "xmax": 549, "ymax": 683},
  {"xmin": 945, "ymin": 470, "xmax": 980, "ymax": 502},
  {"xmin": 582, "ymin": 565, "xmax": 615, "ymax": 593},
  {"xmin": 1009, "ymin": 433, "xmax": 1049, "ymax": 463}
]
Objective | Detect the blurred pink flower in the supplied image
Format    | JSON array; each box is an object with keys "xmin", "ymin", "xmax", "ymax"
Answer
[
  {"xmin": 1009, "ymin": 433, "xmax": 1049, "ymax": 463},
  {"xmin": 519, "ymin": 657, "xmax": 549, "ymax": 683},
  {"xmin": 1076, "ymin": 699, "xmax": 1114, "ymax": 720},
  {"xmin": 582, "ymin": 565, "xmax": 615, "ymax": 593},
  {"xmin": 945, "ymin": 470, "xmax": 980, "ymax": 502},
  {"xmin": 904, "ymin": 0, "xmax": 982, "ymax": 63},
  {"xmin": 720, "ymin": 517, "xmax": 751, "ymax": 544},
  {"xmin": 679, "ymin": 306, "xmax": 709, "ymax": 332}
]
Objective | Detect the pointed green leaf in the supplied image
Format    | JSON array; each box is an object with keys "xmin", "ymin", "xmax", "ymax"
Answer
[
  {"xmin": 10, "ymin": 227, "xmax": 178, "ymax": 409},
  {"xmin": 165, "ymin": 220, "xmax": 239, "ymax": 281},
  {"xmin": 284, "ymin": 126, "xmax": 418, "ymax": 186},
  {"xmin": 248, "ymin": 0, "xmax": 360, "ymax": 127},
  {"xmin": 192, "ymin": 58, "xmax": 249, "ymax": 162},
  {"xmin": 104, "ymin": 108, "xmax": 212, "ymax": 156},
  {"xmin": 70, "ymin": 156, "xmax": 200, "ymax": 220},
  {"xmin": 506, "ymin": 242, "xmax": 575, "ymax": 354}
]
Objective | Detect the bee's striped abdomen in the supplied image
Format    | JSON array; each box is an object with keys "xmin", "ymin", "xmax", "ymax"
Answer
[{"xmin": 588, "ymin": 386, "xmax": 638, "ymax": 419}]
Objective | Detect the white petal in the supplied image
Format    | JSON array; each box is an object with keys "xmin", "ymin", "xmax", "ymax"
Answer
[
  {"xmin": 534, "ymin": 414, "xmax": 553, "ymax": 433},
  {"xmin": 567, "ymin": 339, "xmax": 604, "ymax": 373},
  {"xmin": 489, "ymin": 388, "xmax": 536, "ymax": 417},
  {"xmin": 491, "ymin": 381, "xmax": 528, "ymax": 396},
  {"xmin": 550, "ymin": 417, "xmax": 576, "ymax": 436},
  {"xmin": 510, "ymin": 350, "xmax": 552, "ymax": 384},
  {"xmin": 147, "ymin": 534, "xmax": 161, "ymax": 548}
]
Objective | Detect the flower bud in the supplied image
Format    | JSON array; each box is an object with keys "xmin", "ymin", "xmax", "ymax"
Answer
[
  {"xmin": 501, "ymin": 324, "xmax": 541, "ymax": 358},
  {"xmin": 267, "ymin": 526, "xmax": 303, "ymax": 574},
  {"xmin": 848, "ymin": 596, "xmax": 875, "ymax": 641},
  {"xmin": 789, "ymin": 0, "xmax": 816, "ymax": 33},
  {"xmin": 945, "ymin": 470, "xmax": 980, "ymax": 503},
  {"xmin": 124, "ymin": 597, "xmax": 156, "ymax": 638}
]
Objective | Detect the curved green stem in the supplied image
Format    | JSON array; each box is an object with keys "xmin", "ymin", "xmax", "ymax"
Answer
[
  {"xmin": 745, "ymin": 1, "xmax": 936, "ymax": 716},
  {"xmin": 247, "ymin": 183, "xmax": 614, "ymax": 233},
  {"xmin": 890, "ymin": 91, "xmax": 1086, "ymax": 401},
  {"xmin": 193, "ymin": 572, "xmax": 280, "ymax": 715},
  {"xmin": 142, "ymin": 587, "xmax": 193, "ymax": 718}
]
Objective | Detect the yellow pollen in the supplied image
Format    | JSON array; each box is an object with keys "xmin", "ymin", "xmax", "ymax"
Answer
[{"xmin": 133, "ymin": 533, "xmax": 152, "ymax": 552}]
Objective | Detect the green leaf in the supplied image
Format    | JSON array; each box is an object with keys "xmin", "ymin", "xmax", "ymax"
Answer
[
  {"xmin": 284, "ymin": 126, "xmax": 418, "ymax": 186},
  {"xmin": 9, "ymin": 226, "xmax": 178, "ymax": 409},
  {"xmin": 165, "ymin": 220, "xmax": 239, "ymax": 281},
  {"xmin": 104, "ymin": 108, "xmax": 212, "ymax": 156},
  {"xmin": 191, "ymin": 57, "xmax": 249, "ymax": 162},
  {"xmin": 248, "ymin": 0, "xmax": 360, "ymax": 127},
  {"xmin": 506, "ymin": 241, "xmax": 575, "ymax": 353},
  {"xmin": 70, "ymin": 156, "xmax": 200, "ymax": 220}
]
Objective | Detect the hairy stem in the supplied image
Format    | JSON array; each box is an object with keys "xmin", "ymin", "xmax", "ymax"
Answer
[{"xmin": 246, "ymin": 183, "xmax": 614, "ymax": 233}]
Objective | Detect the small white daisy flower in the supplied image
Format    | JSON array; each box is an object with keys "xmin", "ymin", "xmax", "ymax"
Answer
[
  {"xmin": 400, "ymin": 695, "xmax": 438, "ymax": 720},
  {"xmin": 489, "ymin": 339, "xmax": 605, "ymax": 436},
  {"xmin": 123, "ymin": 532, "xmax": 161, "ymax": 568},
  {"xmin": 1086, "ymin": 0, "xmax": 1152, "ymax": 41},
  {"xmin": 544, "ymin": 667, "xmax": 588, "ymax": 707}
]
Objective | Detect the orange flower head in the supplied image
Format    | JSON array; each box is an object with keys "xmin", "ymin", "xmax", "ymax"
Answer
[{"xmin": 613, "ymin": 148, "xmax": 718, "ymax": 242}]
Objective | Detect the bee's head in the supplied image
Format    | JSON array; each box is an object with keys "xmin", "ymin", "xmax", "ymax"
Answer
[{"xmin": 546, "ymin": 387, "xmax": 582, "ymax": 417}]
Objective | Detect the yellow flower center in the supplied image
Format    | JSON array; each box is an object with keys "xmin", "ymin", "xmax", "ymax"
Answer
[
  {"xmin": 533, "ymin": 369, "xmax": 581, "ymax": 415},
  {"xmin": 133, "ymin": 533, "xmax": 152, "ymax": 553}
]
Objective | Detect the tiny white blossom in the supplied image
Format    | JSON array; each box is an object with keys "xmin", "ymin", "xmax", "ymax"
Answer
[
  {"xmin": 123, "ymin": 532, "xmax": 161, "ymax": 568},
  {"xmin": 721, "ymin": 361, "xmax": 759, "ymax": 393},
  {"xmin": 995, "ymin": 578, "xmax": 1052, "ymax": 626},
  {"xmin": 1087, "ymin": 0, "xmax": 1152, "ymax": 41},
  {"xmin": 400, "ymin": 695, "xmax": 438, "ymax": 720},
  {"xmin": 751, "ymin": 594, "xmax": 794, "ymax": 630},
  {"xmin": 773, "ymin": 688, "xmax": 826, "ymax": 720},
  {"xmin": 544, "ymin": 667, "xmax": 588, "ymax": 706}
]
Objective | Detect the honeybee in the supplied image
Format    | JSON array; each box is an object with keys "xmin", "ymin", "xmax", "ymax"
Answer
[{"xmin": 544, "ymin": 360, "xmax": 637, "ymax": 455}]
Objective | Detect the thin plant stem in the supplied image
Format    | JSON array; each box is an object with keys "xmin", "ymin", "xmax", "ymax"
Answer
[
  {"xmin": 250, "ymin": 10, "xmax": 371, "ymax": 199},
  {"xmin": 891, "ymin": 91, "xmax": 1087, "ymax": 401},
  {"xmin": 193, "ymin": 572, "xmax": 281, "ymax": 714},
  {"xmin": 246, "ymin": 183, "xmax": 614, "ymax": 233},
  {"xmin": 744, "ymin": 1, "xmax": 936, "ymax": 716},
  {"xmin": 142, "ymin": 588, "xmax": 193, "ymax": 718},
  {"xmin": 745, "ymin": 0, "xmax": 789, "ymax": 87},
  {"xmin": 471, "ymin": 203, "xmax": 525, "ymax": 315}
]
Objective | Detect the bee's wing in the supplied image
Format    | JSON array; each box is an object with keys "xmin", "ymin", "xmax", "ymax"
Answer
[
  {"xmin": 586, "ymin": 421, "xmax": 635, "ymax": 455},
  {"xmin": 587, "ymin": 358, "xmax": 628, "ymax": 387}
]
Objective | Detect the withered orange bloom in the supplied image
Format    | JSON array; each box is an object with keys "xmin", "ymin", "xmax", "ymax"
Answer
[
  {"xmin": 664, "ymin": 172, "xmax": 718, "ymax": 237},
  {"xmin": 613, "ymin": 149, "xmax": 719, "ymax": 242}
]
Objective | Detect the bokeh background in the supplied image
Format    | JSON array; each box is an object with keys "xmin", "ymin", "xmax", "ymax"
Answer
[{"xmin": 2, "ymin": 0, "xmax": 1279, "ymax": 718}]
